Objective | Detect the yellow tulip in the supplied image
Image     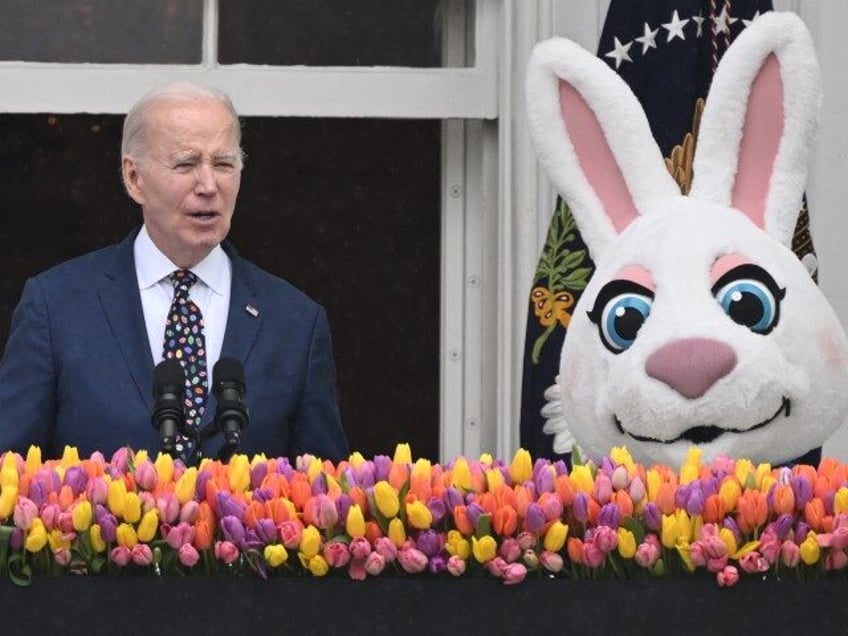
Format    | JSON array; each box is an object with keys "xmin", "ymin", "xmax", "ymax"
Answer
[
  {"xmin": 107, "ymin": 479, "xmax": 127, "ymax": 517},
  {"xmin": 485, "ymin": 468, "xmax": 505, "ymax": 492},
  {"xmin": 445, "ymin": 530, "xmax": 470, "ymax": 559},
  {"xmin": 478, "ymin": 453, "xmax": 493, "ymax": 465},
  {"xmin": 570, "ymin": 464, "xmax": 594, "ymax": 494},
  {"xmin": 472, "ymin": 535, "xmax": 497, "ymax": 563},
  {"xmin": 800, "ymin": 532, "xmax": 820, "ymax": 565},
  {"xmin": 154, "ymin": 452, "xmax": 175, "ymax": 485},
  {"xmin": 754, "ymin": 463, "xmax": 772, "ymax": 490},
  {"xmin": 306, "ymin": 457, "xmax": 323, "ymax": 482},
  {"xmin": 509, "ymin": 448, "xmax": 532, "ymax": 484},
  {"xmin": 388, "ymin": 517, "xmax": 407, "ymax": 548},
  {"xmin": 719, "ymin": 527, "xmax": 738, "ymax": 556},
  {"xmin": 175, "ymin": 467, "xmax": 198, "ymax": 505},
  {"xmin": 137, "ymin": 509, "xmax": 159, "ymax": 543},
  {"xmin": 617, "ymin": 528, "xmax": 637, "ymax": 559},
  {"xmin": 346, "ymin": 504, "xmax": 366, "ymax": 539},
  {"xmin": 406, "ymin": 499, "xmax": 433, "ymax": 530},
  {"xmin": 0, "ymin": 485, "xmax": 17, "ymax": 520},
  {"xmin": 543, "ymin": 521, "xmax": 569, "ymax": 552},
  {"xmin": 116, "ymin": 523, "xmax": 138, "ymax": 548},
  {"xmin": 373, "ymin": 481, "xmax": 400, "ymax": 518},
  {"xmin": 72, "ymin": 500, "xmax": 93, "ymax": 532},
  {"xmin": 834, "ymin": 487, "xmax": 848, "ymax": 515},
  {"xmin": 609, "ymin": 447, "xmax": 635, "ymax": 473},
  {"xmin": 393, "ymin": 443, "xmax": 412, "ymax": 465},
  {"xmin": 759, "ymin": 475, "xmax": 776, "ymax": 496},
  {"xmin": 680, "ymin": 447, "xmax": 701, "ymax": 485},
  {"xmin": 61, "ymin": 446, "xmax": 81, "ymax": 467},
  {"xmin": 228, "ymin": 455, "xmax": 251, "ymax": 493},
  {"xmin": 134, "ymin": 449, "xmax": 149, "ymax": 465},
  {"xmin": 90, "ymin": 524, "xmax": 107, "ymax": 553},
  {"xmin": 412, "ymin": 458, "xmax": 431, "ymax": 480},
  {"xmin": 264, "ymin": 544, "xmax": 288, "ymax": 567},
  {"xmin": 675, "ymin": 509, "xmax": 694, "ymax": 543},
  {"xmin": 0, "ymin": 465, "xmax": 18, "ymax": 490},
  {"xmin": 646, "ymin": 469, "xmax": 662, "ymax": 502},
  {"xmin": 24, "ymin": 518, "xmax": 47, "ymax": 552},
  {"xmin": 719, "ymin": 478, "xmax": 741, "ymax": 511},
  {"xmin": 25, "ymin": 446, "xmax": 42, "ymax": 475},
  {"xmin": 300, "ymin": 525, "xmax": 321, "ymax": 559},
  {"xmin": 675, "ymin": 542, "xmax": 696, "ymax": 572},
  {"xmin": 48, "ymin": 528, "xmax": 70, "ymax": 552},
  {"xmin": 348, "ymin": 451, "xmax": 365, "ymax": 468},
  {"xmin": 122, "ymin": 492, "xmax": 142, "ymax": 524},
  {"xmin": 661, "ymin": 514, "xmax": 679, "ymax": 549},
  {"xmin": 451, "ymin": 457, "xmax": 472, "ymax": 491},
  {"xmin": 307, "ymin": 554, "xmax": 329, "ymax": 577}
]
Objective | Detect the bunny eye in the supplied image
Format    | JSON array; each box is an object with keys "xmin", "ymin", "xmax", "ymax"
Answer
[
  {"xmin": 712, "ymin": 264, "xmax": 785, "ymax": 335},
  {"xmin": 588, "ymin": 280, "xmax": 654, "ymax": 354}
]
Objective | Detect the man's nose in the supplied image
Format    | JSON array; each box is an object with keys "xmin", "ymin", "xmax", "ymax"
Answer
[{"xmin": 194, "ymin": 163, "xmax": 218, "ymax": 195}]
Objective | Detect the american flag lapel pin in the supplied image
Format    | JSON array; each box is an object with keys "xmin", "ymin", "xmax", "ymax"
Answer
[{"xmin": 245, "ymin": 304, "xmax": 259, "ymax": 318}]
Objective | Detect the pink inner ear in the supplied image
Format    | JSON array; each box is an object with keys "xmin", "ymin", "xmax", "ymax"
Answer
[
  {"xmin": 731, "ymin": 54, "xmax": 784, "ymax": 230},
  {"xmin": 559, "ymin": 80, "xmax": 639, "ymax": 234}
]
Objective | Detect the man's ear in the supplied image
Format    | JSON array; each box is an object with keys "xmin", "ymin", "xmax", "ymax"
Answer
[{"xmin": 122, "ymin": 155, "xmax": 145, "ymax": 206}]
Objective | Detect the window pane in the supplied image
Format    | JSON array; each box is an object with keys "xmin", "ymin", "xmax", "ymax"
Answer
[
  {"xmin": 0, "ymin": 114, "xmax": 441, "ymax": 460},
  {"xmin": 219, "ymin": 0, "xmax": 463, "ymax": 67},
  {"xmin": 0, "ymin": 0, "xmax": 202, "ymax": 63}
]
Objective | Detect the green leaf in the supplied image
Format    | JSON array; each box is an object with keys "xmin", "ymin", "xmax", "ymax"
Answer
[
  {"xmin": 620, "ymin": 516, "xmax": 646, "ymax": 545},
  {"xmin": 7, "ymin": 553, "xmax": 32, "ymax": 587},
  {"xmin": 474, "ymin": 513, "xmax": 492, "ymax": 539}
]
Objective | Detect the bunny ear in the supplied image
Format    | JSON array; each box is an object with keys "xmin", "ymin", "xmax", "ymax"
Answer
[
  {"xmin": 689, "ymin": 12, "xmax": 821, "ymax": 247},
  {"xmin": 526, "ymin": 38, "xmax": 679, "ymax": 258}
]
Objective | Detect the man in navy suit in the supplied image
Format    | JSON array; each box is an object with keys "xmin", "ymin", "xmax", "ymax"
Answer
[{"xmin": 0, "ymin": 83, "xmax": 349, "ymax": 463}]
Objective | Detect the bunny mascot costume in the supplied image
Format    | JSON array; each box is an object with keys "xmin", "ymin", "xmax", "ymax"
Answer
[{"xmin": 526, "ymin": 12, "xmax": 848, "ymax": 468}]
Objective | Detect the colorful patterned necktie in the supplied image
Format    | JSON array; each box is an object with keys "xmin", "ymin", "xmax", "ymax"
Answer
[{"xmin": 162, "ymin": 269, "xmax": 208, "ymax": 463}]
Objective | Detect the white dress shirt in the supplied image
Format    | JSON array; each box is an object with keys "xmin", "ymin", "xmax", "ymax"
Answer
[{"xmin": 133, "ymin": 225, "xmax": 232, "ymax": 371}]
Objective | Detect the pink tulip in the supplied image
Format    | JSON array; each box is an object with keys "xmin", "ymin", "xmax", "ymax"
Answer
[
  {"xmin": 397, "ymin": 546, "xmax": 428, "ymax": 573},
  {"xmin": 135, "ymin": 460, "xmax": 158, "ymax": 491},
  {"xmin": 486, "ymin": 556, "xmax": 508, "ymax": 577},
  {"xmin": 780, "ymin": 540, "xmax": 801, "ymax": 568},
  {"xmin": 348, "ymin": 559, "xmax": 367, "ymax": 581},
  {"xmin": 594, "ymin": 474, "xmax": 613, "ymax": 505},
  {"xmin": 13, "ymin": 497, "xmax": 38, "ymax": 530},
  {"xmin": 110, "ymin": 546, "xmax": 132, "ymax": 567},
  {"xmin": 594, "ymin": 526, "xmax": 618, "ymax": 554},
  {"xmin": 178, "ymin": 543, "xmax": 200, "ymax": 567},
  {"xmin": 499, "ymin": 538, "xmax": 521, "ymax": 563},
  {"xmin": 374, "ymin": 537, "xmax": 398, "ymax": 562},
  {"xmin": 214, "ymin": 540, "xmax": 240, "ymax": 565},
  {"xmin": 85, "ymin": 477, "xmax": 109, "ymax": 506},
  {"xmin": 758, "ymin": 528, "xmax": 781, "ymax": 564},
  {"xmin": 825, "ymin": 549, "xmax": 848, "ymax": 571},
  {"xmin": 179, "ymin": 500, "xmax": 200, "ymax": 524},
  {"xmin": 139, "ymin": 492, "xmax": 157, "ymax": 514},
  {"xmin": 364, "ymin": 552, "xmax": 386, "ymax": 576},
  {"xmin": 305, "ymin": 494, "xmax": 338, "ymax": 530},
  {"xmin": 582, "ymin": 540, "xmax": 605, "ymax": 568},
  {"xmin": 53, "ymin": 548, "xmax": 72, "ymax": 566},
  {"xmin": 349, "ymin": 537, "xmax": 372, "ymax": 560},
  {"xmin": 40, "ymin": 503, "xmax": 61, "ymax": 530},
  {"xmin": 164, "ymin": 522, "xmax": 196, "ymax": 550},
  {"xmin": 634, "ymin": 541, "xmax": 660, "ymax": 568},
  {"xmin": 131, "ymin": 544, "xmax": 153, "ymax": 566},
  {"xmin": 278, "ymin": 519, "xmax": 304, "ymax": 549},
  {"xmin": 156, "ymin": 494, "xmax": 180, "ymax": 524},
  {"xmin": 502, "ymin": 562, "xmax": 527, "ymax": 585},
  {"xmin": 539, "ymin": 550, "xmax": 564, "ymax": 573},
  {"xmin": 739, "ymin": 551, "xmax": 769, "ymax": 574},
  {"xmin": 58, "ymin": 511, "xmax": 75, "ymax": 534},
  {"xmin": 446, "ymin": 555, "xmax": 466, "ymax": 577},
  {"xmin": 611, "ymin": 465, "xmax": 629, "ymax": 491},
  {"xmin": 716, "ymin": 565, "xmax": 739, "ymax": 587},
  {"xmin": 322, "ymin": 541, "xmax": 351, "ymax": 568}
]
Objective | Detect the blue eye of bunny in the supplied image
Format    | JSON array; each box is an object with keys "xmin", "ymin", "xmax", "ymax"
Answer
[
  {"xmin": 712, "ymin": 264, "xmax": 785, "ymax": 335},
  {"xmin": 588, "ymin": 280, "xmax": 654, "ymax": 354}
]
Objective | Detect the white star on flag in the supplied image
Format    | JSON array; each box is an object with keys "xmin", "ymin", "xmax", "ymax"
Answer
[
  {"xmin": 692, "ymin": 14, "xmax": 705, "ymax": 37},
  {"xmin": 712, "ymin": 5, "xmax": 738, "ymax": 35},
  {"xmin": 604, "ymin": 36, "xmax": 633, "ymax": 69},
  {"xmin": 743, "ymin": 11, "xmax": 762, "ymax": 27},
  {"xmin": 634, "ymin": 23, "xmax": 659, "ymax": 54},
  {"xmin": 662, "ymin": 10, "xmax": 689, "ymax": 42}
]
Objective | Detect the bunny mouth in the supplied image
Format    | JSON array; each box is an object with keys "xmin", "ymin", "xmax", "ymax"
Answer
[{"xmin": 614, "ymin": 397, "xmax": 791, "ymax": 445}]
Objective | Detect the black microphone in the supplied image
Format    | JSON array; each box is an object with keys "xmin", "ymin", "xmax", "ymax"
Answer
[
  {"xmin": 212, "ymin": 357, "xmax": 249, "ymax": 462},
  {"xmin": 152, "ymin": 359, "xmax": 187, "ymax": 457}
]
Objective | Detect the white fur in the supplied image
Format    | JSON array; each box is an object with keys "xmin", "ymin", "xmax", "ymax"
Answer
[{"xmin": 526, "ymin": 13, "xmax": 848, "ymax": 467}]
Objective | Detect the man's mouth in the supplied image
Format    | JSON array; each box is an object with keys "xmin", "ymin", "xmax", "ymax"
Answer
[
  {"xmin": 614, "ymin": 397, "xmax": 791, "ymax": 445},
  {"xmin": 188, "ymin": 211, "xmax": 218, "ymax": 221}
]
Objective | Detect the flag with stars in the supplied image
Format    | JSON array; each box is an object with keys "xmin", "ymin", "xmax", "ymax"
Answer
[{"xmin": 519, "ymin": 0, "xmax": 820, "ymax": 463}]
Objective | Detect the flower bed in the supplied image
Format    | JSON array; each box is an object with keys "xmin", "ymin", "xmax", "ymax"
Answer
[{"xmin": 1, "ymin": 444, "xmax": 847, "ymax": 587}]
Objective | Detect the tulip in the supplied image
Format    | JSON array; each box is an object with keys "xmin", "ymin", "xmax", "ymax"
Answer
[
  {"xmin": 509, "ymin": 449, "xmax": 532, "ymax": 485},
  {"xmin": 322, "ymin": 541, "xmax": 351, "ymax": 568},
  {"xmin": 0, "ymin": 485, "xmax": 18, "ymax": 521},
  {"xmin": 582, "ymin": 539, "xmax": 604, "ymax": 568},
  {"xmin": 634, "ymin": 540, "xmax": 660, "ymax": 568},
  {"xmin": 800, "ymin": 532, "xmax": 820, "ymax": 565},
  {"xmin": 215, "ymin": 540, "xmax": 240, "ymax": 564},
  {"xmin": 228, "ymin": 455, "xmax": 251, "ymax": 493},
  {"xmin": 279, "ymin": 519, "xmax": 304, "ymax": 549},
  {"xmin": 502, "ymin": 562, "xmax": 527, "ymax": 585},
  {"xmin": 570, "ymin": 464, "xmax": 594, "ymax": 494},
  {"xmin": 373, "ymin": 480, "xmax": 400, "ymax": 518},
  {"xmin": 398, "ymin": 546, "xmax": 428, "ymax": 573},
  {"xmin": 13, "ymin": 497, "xmax": 38, "ymax": 530},
  {"xmin": 387, "ymin": 517, "xmax": 406, "ymax": 548},
  {"xmin": 299, "ymin": 525, "xmax": 322, "ymax": 559},
  {"xmin": 772, "ymin": 484, "xmax": 796, "ymax": 516},
  {"xmin": 116, "ymin": 523, "xmax": 138, "ymax": 548},
  {"xmin": 617, "ymin": 528, "xmax": 637, "ymax": 559},
  {"xmin": 137, "ymin": 509, "xmax": 159, "ymax": 543},
  {"xmin": 131, "ymin": 544, "xmax": 153, "ymax": 567},
  {"xmin": 71, "ymin": 500, "xmax": 93, "ymax": 532},
  {"xmin": 472, "ymin": 535, "xmax": 497, "ymax": 563},
  {"xmin": 543, "ymin": 520, "xmax": 569, "ymax": 553},
  {"xmin": 344, "ymin": 503, "xmax": 366, "ymax": 539},
  {"xmin": 24, "ymin": 518, "xmax": 48, "ymax": 552},
  {"xmin": 716, "ymin": 565, "xmax": 739, "ymax": 587},
  {"xmin": 493, "ymin": 505, "xmax": 518, "ymax": 537},
  {"xmin": 174, "ymin": 467, "xmax": 198, "ymax": 505},
  {"xmin": 445, "ymin": 530, "xmax": 470, "ymax": 560},
  {"xmin": 134, "ymin": 459, "xmax": 158, "ymax": 492},
  {"xmin": 566, "ymin": 537, "xmax": 584, "ymax": 565},
  {"xmin": 524, "ymin": 503, "xmax": 546, "ymax": 534},
  {"xmin": 539, "ymin": 550, "xmax": 563, "ymax": 573},
  {"xmin": 498, "ymin": 537, "xmax": 521, "ymax": 563},
  {"xmin": 446, "ymin": 554, "xmax": 467, "ymax": 576},
  {"xmin": 179, "ymin": 543, "xmax": 201, "ymax": 567},
  {"xmin": 154, "ymin": 452, "xmax": 175, "ymax": 485},
  {"xmin": 427, "ymin": 497, "xmax": 447, "ymax": 526},
  {"xmin": 834, "ymin": 487, "xmax": 848, "ymax": 515},
  {"xmin": 739, "ymin": 551, "xmax": 769, "ymax": 574},
  {"xmin": 85, "ymin": 477, "xmax": 108, "ymax": 507},
  {"xmin": 89, "ymin": 524, "xmax": 107, "ymax": 553},
  {"xmin": 522, "ymin": 549, "xmax": 540, "ymax": 569},
  {"xmin": 110, "ymin": 546, "xmax": 132, "ymax": 567},
  {"xmin": 364, "ymin": 551, "xmax": 386, "ymax": 576},
  {"xmin": 393, "ymin": 443, "xmax": 412, "ymax": 465},
  {"xmin": 406, "ymin": 499, "xmax": 433, "ymax": 530}
]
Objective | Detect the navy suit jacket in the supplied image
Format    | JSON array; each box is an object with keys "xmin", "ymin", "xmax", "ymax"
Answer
[{"xmin": 0, "ymin": 229, "xmax": 349, "ymax": 462}]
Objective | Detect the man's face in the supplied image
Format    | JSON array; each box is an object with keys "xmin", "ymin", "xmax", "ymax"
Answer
[{"xmin": 122, "ymin": 98, "xmax": 242, "ymax": 268}]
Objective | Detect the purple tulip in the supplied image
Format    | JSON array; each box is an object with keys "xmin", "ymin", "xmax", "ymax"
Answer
[
  {"xmin": 99, "ymin": 513, "xmax": 118, "ymax": 543},
  {"xmin": 355, "ymin": 462, "xmax": 376, "ymax": 489},
  {"xmin": 220, "ymin": 515, "xmax": 246, "ymax": 543},
  {"xmin": 534, "ymin": 466, "xmax": 555, "ymax": 494},
  {"xmin": 340, "ymin": 466, "xmax": 357, "ymax": 489},
  {"xmin": 28, "ymin": 480, "xmax": 48, "ymax": 509},
  {"xmin": 196, "ymin": 471, "xmax": 212, "ymax": 502},
  {"xmin": 373, "ymin": 455, "xmax": 392, "ymax": 481},
  {"xmin": 427, "ymin": 555, "xmax": 447, "ymax": 574},
  {"xmin": 795, "ymin": 521, "xmax": 811, "ymax": 543},
  {"xmin": 445, "ymin": 487, "xmax": 464, "ymax": 510},
  {"xmin": 572, "ymin": 493, "xmax": 590, "ymax": 525},
  {"xmin": 252, "ymin": 487, "xmax": 273, "ymax": 503},
  {"xmin": 791, "ymin": 476, "xmax": 813, "ymax": 511},
  {"xmin": 642, "ymin": 502, "xmax": 662, "ymax": 531},
  {"xmin": 311, "ymin": 473, "xmax": 328, "ymax": 495},
  {"xmin": 416, "ymin": 529, "xmax": 443, "ymax": 558},
  {"xmin": 335, "ymin": 494, "xmax": 352, "ymax": 525},
  {"xmin": 10, "ymin": 527, "xmax": 23, "ymax": 550},
  {"xmin": 552, "ymin": 460, "xmax": 569, "ymax": 476},
  {"xmin": 255, "ymin": 518, "xmax": 278, "ymax": 544},
  {"xmin": 524, "ymin": 503, "xmax": 546, "ymax": 534},
  {"xmin": 466, "ymin": 503, "xmax": 485, "ymax": 529},
  {"xmin": 674, "ymin": 483, "xmax": 691, "ymax": 510},
  {"xmin": 64, "ymin": 466, "xmax": 89, "ymax": 496},
  {"xmin": 686, "ymin": 488, "xmax": 705, "ymax": 516},
  {"xmin": 600, "ymin": 456, "xmax": 616, "ymax": 474},
  {"xmin": 598, "ymin": 503, "xmax": 620, "ymax": 529},
  {"xmin": 427, "ymin": 497, "xmax": 447, "ymax": 526},
  {"xmin": 216, "ymin": 492, "xmax": 247, "ymax": 520},
  {"xmin": 250, "ymin": 462, "xmax": 268, "ymax": 490}
]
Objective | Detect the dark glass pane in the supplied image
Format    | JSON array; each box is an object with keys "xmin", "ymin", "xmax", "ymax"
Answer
[
  {"xmin": 0, "ymin": 114, "xmax": 441, "ymax": 460},
  {"xmin": 219, "ymin": 0, "xmax": 449, "ymax": 67},
  {"xmin": 0, "ymin": 0, "xmax": 202, "ymax": 63}
]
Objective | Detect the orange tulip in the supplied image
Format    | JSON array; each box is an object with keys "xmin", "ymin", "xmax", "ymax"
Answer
[
  {"xmin": 365, "ymin": 521, "xmax": 382, "ymax": 544},
  {"xmin": 772, "ymin": 484, "xmax": 795, "ymax": 516},
  {"xmin": 567, "ymin": 537, "xmax": 584, "ymax": 564},
  {"xmin": 409, "ymin": 473, "xmax": 431, "ymax": 502},
  {"xmin": 655, "ymin": 483, "xmax": 677, "ymax": 515},
  {"xmin": 193, "ymin": 502, "xmax": 215, "ymax": 551},
  {"xmin": 804, "ymin": 498, "xmax": 826, "ymax": 532},
  {"xmin": 702, "ymin": 494, "xmax": 726, "ymax": 524},
  {"xmin": 388, "ymin": 462, "xmax": 409, "ymax": 491},
  {"xmin": 289, "ymin": 474, "xmax": 312, "ymax": 511},
  {"xmin": 736, "ymin": 489, "xmax": 768, "ymax": 533},
  {"xmin": 555, "ymin": 474, "xmax": 576, "ymax": 507},
  {"xmin": 348, "ymin": 486, "xmax": 368, "ymax": 512},
  {"xmin": 453, "ymin": 505, "xmax": 474, "ymax": 535},
  {"xmin": 492, "ymin": 505, "xmax": 518, "ymax": 537},
  {"xmin": 613, "ymin": 490, "xmax": 634, "ymax": 519}
]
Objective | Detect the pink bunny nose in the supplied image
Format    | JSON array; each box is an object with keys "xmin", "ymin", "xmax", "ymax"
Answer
[{"xmin": 645, "ymin": 338, "xmax": 737, "ymax": 399}]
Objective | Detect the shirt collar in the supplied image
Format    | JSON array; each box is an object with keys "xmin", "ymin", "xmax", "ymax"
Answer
[{"xmin": 134, "ymin": 225, "xmax": 229, "ymax": 295}]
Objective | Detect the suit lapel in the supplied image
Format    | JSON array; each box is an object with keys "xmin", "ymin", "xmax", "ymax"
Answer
[
  {"xmin": 220, "ymin": 243, "xmax": 262, "ymax": 363},
  {"xmin": 98, "ymin": 229, "xmax": 154, "ymax": 410}
]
